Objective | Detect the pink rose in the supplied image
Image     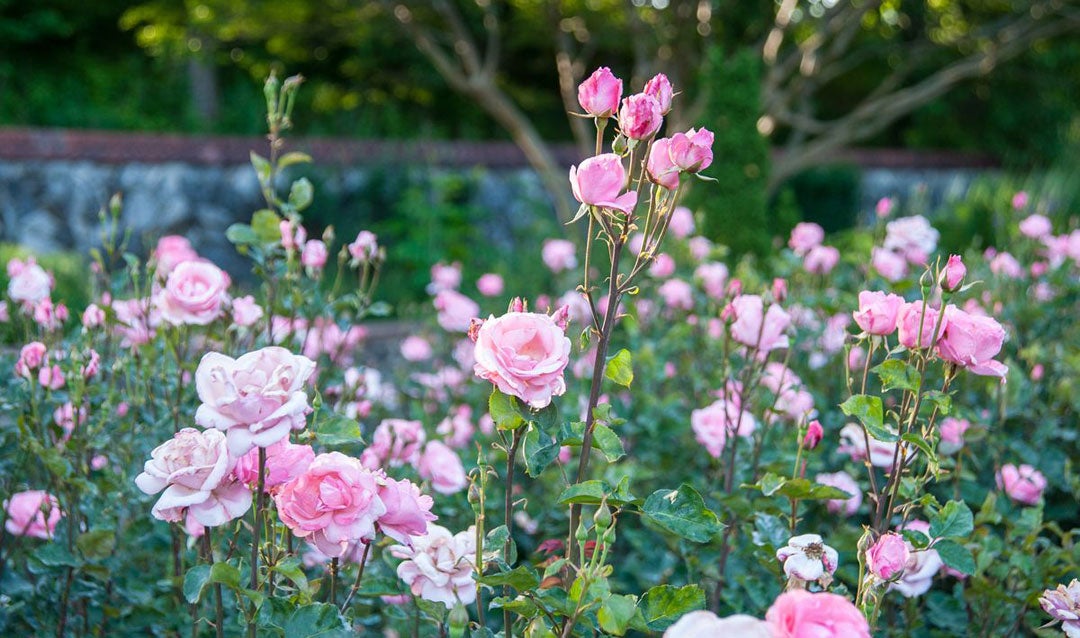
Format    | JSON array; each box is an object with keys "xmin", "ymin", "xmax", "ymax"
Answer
[
  {"xmin": 434, "ymin": 289, "xmax": 480, "ymax": 333},
  {"xmin": 231, "ymin": 295, "xmax": 264, "ymax": 327},
  {"xmin": 803, "ymin": 245, "xmax": 839, "ymax": 275},
  {"xmin": 135, "ymin": 428, "xmax": 252, "ymax": 527},
  {"xmin": 876, "ymin": 197, "xmax": 894, "ymax": 218},
  {"xmin": 942, "ymin": 254, "xmax": 966, "ymax": 291},
  {"xmin": 4, "ymin": 490, "xmax": 63, "ymax": 539},
  {"xmin": 472, "ymin": 308, "xmax": 571, "ymax": 409},
  {"xmin": 275, "ymin": 452, "xmax": 387, "ymax": 557},
  {"xmin": 7, "ymin": 261, "xmax": 52, "ymax": 305},
  {"xmin": 194, "ymin": 347, "xmax": 317, "ymax": 456},
  {"xmin": 871, "ymin": 247, "xmax": 908, "ymax": 281},
  {"xmin": 667, "ymin": 128, "xmax": 714, "ymax": 173},
  {"xmin": 658, "ymin": 278, "xmax": 693, "ymax": 311},
  {"xmin": 646, "ymin": 137, "xmax": 680, "ymax": 190},
  {"xmin": 38, "ymin": 364, "xmax": 65, "ymax": 390},
  {"xmin": 884, "ymin": 215, "xmax": 939, "ymax": 265},
  {"xmin": 897, "ymin": 301, "xmax": 946, "ymax": 350},
  {"xmin": 936, "ymin": 305, "xmax": 1008, "ymax": 377},
  {"xmin": 839, "ymin": 423, "xmax": 898, "ymax": 468},
  {"xmin": 375, "ymin": 475, "xmax": 437, "ymax": 545},
  {"xmin": 301, "ymin": 240, "xmax": 328, "ymax": 270},
  {"xmin": 1011, "ymin": 190, "xmax": 1029, "ymax": 210},
  {"xmin": 990, "ymin": 252, "xmax": 1023, "ymax": 279},
  {"xmin": 892, "ymin": 520, "xmax": 943, "ymax": 598},
  {"xmin": 997, "ymin": 463, "xmax": 1046, "ymax": 505},
  {"xmin": 81, "ymin": 303, "xmax": 105, "ymax": 329},
  {"xmin": 153, "ymin": 235, "xmax": 199, "ymax": 274},
  {"xmin": 389, "ymin": 524, "xmax": 477, "ymax": 608},
  {"xmin": 15, "ymin": 341, "xmax": 47, "ymax": 378},
  {"xmin": 348, "ymin": 230, "xmax": 379, "ymax": 263},
  {"xmin": 429, "ymin": 262, "xmax": 462, "ymax": 293},
  {"xmin": 618, "ymin": 93, "xmax": 662, "ymax": 140},
  {"xmin": 279, "ymin": 220, "xmax": 307, "ymax": 251},
  {"xmin": 760, "ymin": 363, "xmax": 815, "ymax": 423},
  {"xmin": 803, "ymin": 420, "xmax": 823, "ymax": 449},
  {"xmin": 233, "ymin": 438, "xmax": 315, "ymax": 490},
  {"xmin": 1019, "ymin": 214, "xmax": 1052, "ymax": 239},
  {"xmin": 649, "ymin": 253, "xmax": 676, "ymax": 278},
  {"xmin": 400, "ymin": 335, "xmax": 433, "ymax": 362},
  {"xmin": 788, "ymin": 222, "xmax": 824, "ymax": 256},
  {"xmin": 688, "ymin": 236, "xmax": 713, "ymax": 261},
  {"xmin": 852, "ymin": 290, "xmax": 904, "ymax": 335},
  {"xmin": 436, "ymin": 405, "xmax": 475, "ymax": 449},
  {"xmin": 663, "ymin": 611, "xmax": 771, "ymax": 638},
  {"xmin": 694, "ymin": 262, "xmax": 728, "ymax": 299},
  {"xmin": 577, "ymin": 67, "xmax": 622, "ymax": 118},
  {"xmin": 668, "ymin": 206, "xmax": 696, "ymax": 238},
  {"xmin": 569, "ymin": 154, "xmax": 638, "ymax": 214},
  {"xmin": 643, "ymin": 73, "xmax": 673, "ymax": 115},
  {"xmin": 417, "ymin": 441, "xmax": 468, "ymax": 495},
  {"xmin": 691, "ymin": 399, "xmax": 755, "ymax": 458},
  {"xmin": 541, "ymin": 239, "xmax": 578, "ymax": 273},
  {"xmin": 815, "ymin": 471, "xmax": 862, "ymax": 516},
  {"xmin": 766, "ymin": 590, "xmax": 870, "ymax": 638},
  {"xmin": 729, "ymin": 294, "xmax": 790, "ymax": 354},
  {"xmin": 937, "ymin": 417, "xmax": 971, "ymax": 455},
  {"xmin": 360, "ymin": 419, "xmax": 427, "ymax": 469},
  {"xmin": 476, "ymin": 273, "xmax": 504, "ymax": 297},
  {"xmin": 866, "ymin": 532, "xmax": 910, "ymax": 580},
  {"xmin": 156, "ymin": 260, "xmax": 229, "ymax": 326}
]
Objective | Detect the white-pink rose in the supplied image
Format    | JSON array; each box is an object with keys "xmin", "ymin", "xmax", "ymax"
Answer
[
  {"xmin": 7, "ymin": 261, "xmax": 53, "ymax": 305},
  {"xmin": 815, "ymin": 471, "xmax": 862, "ymax": 516},
  {"xmin": 472, "ymin": 308, "xmax": 571, "ymax": 409},
  {"xmin": 389, "ymin": 524, "xmax": 477, "ymax": 608},
  {"xmin": 417, "ymin": 441, "xmax": 468, "ymax": 495}
]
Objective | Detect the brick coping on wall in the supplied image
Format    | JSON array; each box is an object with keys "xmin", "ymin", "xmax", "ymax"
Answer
[{"xmin": 0, "ymin": 126, "xmax": 999, "ymax": 170}]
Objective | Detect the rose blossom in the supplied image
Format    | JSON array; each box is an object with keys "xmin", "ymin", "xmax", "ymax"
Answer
[
  {"xmin": 694, "ymin": 262, "xmax": 728, "ymax": 299},
  {"xmin": 760, "ymin": 363, "xmax": 815, "ymax": 424},
  {"xmin": 4, "ymin": 490, "xmax": 63, "ymax": 539},
  {"xmin": 433, "ymin": 290, "xmax": 480, "ymax": 333},
  {"xmin": 852, "ymin": 290, "xmax": 904, "ymax": 335},
  {"xmin": 891, "ymin": 520, "xmax": 943, "ymax": 598},
  {"xmin": 788, "ymin": 222, "xmax": 824, "ymax": 256},
  {"xmin": 233, "ymin": 438, "xmax": 315, "ymax": 490},
  {"xmin": 472, "ymin": 306, "xmax": 571, "ymax": 409},
  {"xmin": 897, "ymin": 301, "xmax": 946, "ymax": 350},
  {"xmin": 15, "ymin": 341, "xmax": 47, "ymax": 378},
  {"xmin": 1040, "ymin": 579, "xmax": 1080, "ymax": 636},
  {"xmin": 7, "ymin": 260, "xmax": 52, "ymax": 305},
  {"xmin": 838, "ymin": 423, "xmax": 898, "ymax": 468},
  {"xmin": 658, "ymin": 278, "xmax": 693, "ymax": 311},
  {"xmin": 936, "ymin": 305, "xmax": 1008, "ymax": 378},
  {"xmin": 274, "ymin": 452, "xmax": 387, "ymax": 557},
  {"xmin": 618, "ymin": 93, "xmax": 662, "ymax": 140},
  {"xmin": 871, "ymin": 247, "xmax": 908, "ymax": 281},
  {"xmin": 803, "ymin": 420, "xmax": 824, "ymax": 449},
  {"xmin": 231, "ymin": 295, "xmax": 264, "ymax": 327},
  {"xmin": 156, "ymin": 260, "xmax": 229, "ymax": 326},
  {"xmin": 646, "ymin": 137, "xmax": 680, "ymax": 190},
  {"xmin": 884, "ymin": 215, "xmax": 938, "ymax": 265},
  {"xmin": 691, "ymin": 399, "xmax": 756, "ymax": 458},
  {"xmin": 82, "ymin": 304, "xmax": 105, "ymax": 329},
  {"xmin": 1019, "ymin": 214, "xmax": 1052, "ymax": 239},
  {"xmin": 476, "ymin": 273, "xmax": 504, "ymax": 297},
  {"xmin": 436, "ymin": 405, "xmax": 475, "ymax": 449},
  {"xmin": 417, "ymin": 442, "xmax": 468, "ymax": 495},
  {"xmin": 577, "ymin": 67, "xmax": 622, "ymax": 118},
  {"xmin": 937, "ymin": 417, "xmax": 971, "ymax": 455},
  {"xmin": 194, "ymin": 346, "xmax": 317, "ymax": 456},
  {"xmin": 428, "ymin": 262, "xmax": 462, "ymax": 293},
  {"xmin": 942, "ymin": 254, "xmax": 966, "ymax": 291},
  {"xmin": 663, "ymin": 611, "xmax": 771, "ymax": 638},
  {"xmin": 815, "ymin": 471, "xmax": 862, "ymax": 516},
  {"xmin": 1011, "ymin": 190, "xmax": 1029, "ymax": 210},
  {"xmin": 643, "ymin": 73, "xmax": 673, "ymax": 114},
  {"xmin": 153, "ymin": 235, "xmax": 200, "ymax": 274},
  {"xmin": 866, "ymin": 532, "xmax": 910, "ymax": 580},
  {"xmin": 803, "ymin": 245, "xmax": 839, "ymax": 275},
  {"xmin": 569, "ymin": 154, "xmax": 638, "ymax": 214},
  {"xmin": 301, "ymin": 240, "xmax": 328, "ymax": 270},
  {"xmin": 348, "ymin": 230, "xmax": 379, "ymax": 263},
  {"xmin": 729, "ymin": 294, "xmax": 791, "ymax": 354},
  {"xmin": 649, "ymin": 253, "xmax": 676, "ymax": 278},
  {"xmin": 135, "ymin": 428, "xmax": 252, "ymax": 527},
  {"xmin": 389, "ymin": 524, "xmax": 477, "ymax": 608},
  {"xmin": 990, "ymin": 251, "xmax": 1023, "ymax": 279},
  {"xmin": 688, "ymin": 236, "xmax": 713, "ymax": 261},
  {"xmin": 876, "ymin": 197, "xmax": 894, "ymax": 218},
  {"xmin": 667, "ymin": 128, "xmax": 714, "ymax": 173},
  {"xmin": 996, "ymin": 463, "xmax": 1046, "ymax": 505},
  {"xmin": 766, "ymin": 590, "xmax": 870, "ymax": 638},
  {"xmin": 360, "ymin": 419, "xmax": 426, "ymax": 469},
  {"xmin": 400, "ymin": 335, "xmax": 433, "ymax": 362},
  {"xmin": 375, "ymin": 474, "xmax": 437, "ymax": 545},
  {"xmin": 776, "ymin": 534, "xmax": 839, "ymax": 586}
]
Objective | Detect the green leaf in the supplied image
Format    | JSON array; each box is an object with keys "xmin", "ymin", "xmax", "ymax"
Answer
[
  {"xmin": 566, "ymin": 202, "xmax": 591, "ymax": 225},
  {"xmin": 76, "ymin": 529, "xmax": 115, "ymax": 560},
  {"xmin": 278, "ymin": 151, "xmax": 313, "ymax": 169},
  {"xmin": 604, "ymin": 349, "xmax": 634, "ymax": 388},
  {"xmin": 183, "ymin": 565, "xmax": 212, "ymax": 604},
  {"xmin": 251, "ymin": 208, "xmax": 282, "ymax": 243},
  {"xmin": 34, "ymin": 544, "xmax": 80, "ymax": 568},
  {"xmin": 922, "ymin": 390, "xmax": 953, "ymax": 415},
  {"xmin": 526, "ymin": 401, "xmax": 560, "ymax": 433},
  {"xmin": 592, "ymin": 424, "xmax": 625, "ymax": 462},
  {"xmin": 489, "ymin": 389, "xmax": 524, "ymax": 430},
  {"xmin": 314, "ymin": 413, "xmax": 364, "ymax": 447},
  {"xmin": 639, "ymin": 584, "xmax": 705, "ymax": 631},
  {"xmin": 558, "ymin": 480, "xmax": 609, "ymax": 505},
  {"xmin": 642, "ymin": 484, "xmax": 722, "ymax": 543},
  {"xmin": 933, "ymin": 539, "xmax": 975, "ymax": 575},
  {"xmin": 272, "ymin": 557, "xmax": 310, "ymax": 595},
  {"xmin": 598, "ymin": 594, "xmax": 638, "ymax": 636},
  {"xmin": 283, "ymin": 602, "xmax": 349, "ymax": 637},
  {"xmin": 901, "ymin": 432, "xmax": 935, "ymax": 460},
  {"xmin": 226, "ymin": 223, "xmax": 258, "ymax": 247},
  {"xmin": 930, "ymin": 500, "xmax": 974, "ymax": 539},
  {"xmin": 210, "ymin": 562, "xmax": 242, "ymax": 590},
  {"xmin": 250, "ymin": 151, "xmax": 272, "ymax": 184},
  {"xmin": 288, "ymin": 177, "xmax": 314, "ymax": 211},
  {"xmin": 839, "ymin": 394, "xmax": 896, "ymax": 442},
  {"xmin": 872, "ymin": 359, "xmax": 920, "ymax": 392},
  {"xmin": 775, "ymin": 479, "xmax": 854, "ymax": 501},
  {"xmin": 476, "ymin": 565, "xmax": 540, "ymax": 591},
  {"xmin": 523, "ymin": 426, "xmax": 560, "ymax": 477},
  {"xmin": 758, "ymin": 472, "xmax": 785, "ymax": 497}
]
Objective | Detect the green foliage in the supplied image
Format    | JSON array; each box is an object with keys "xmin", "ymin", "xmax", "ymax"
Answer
[{"xmin": 784, "ymin": 166, "xmax": 861, "ymax": 233}]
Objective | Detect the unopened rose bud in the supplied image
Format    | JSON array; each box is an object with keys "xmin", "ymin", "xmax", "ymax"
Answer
[
  {"xmin": 593, "ymin": 503, "xmax": 612, "ymax": 530},
  {"xmin": 803, "ymin": 420, "xmax": 823, "ymax": 450},
  {"xmin": 772, "ymin": 278, "xmax": 788, "ymax": 303},
  {"xmin": 941, "ymin": 254, "xmax": 966, "ymax": 292},
  {"xmin": 578, "ymin": 67, "xmax": 622, "ymax": 119},
  {"xmin": 508, "ymin": 297, "xmax": 526, "ymax": 313},
  {"xmin": 865, "ymin": 532, "xmax": 909, "ymax": 581}
]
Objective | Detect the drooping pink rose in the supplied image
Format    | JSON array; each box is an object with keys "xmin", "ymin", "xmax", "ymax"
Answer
[
  {"xmin": 643, "ymin": 73, "xmax": 673, "ymax": 115},
  {"xmin": 231, "ymin": 295, "xmax": 264, "ymax": 327},
  {"xmin": 135, "ymin": 428, "xmax": 252, "ymax": 527},
  {"xmin": 388, "ymin": 524, "xmax": 477, "ymax": 608},
  {"xmin": 997, "ymin": 463, "xmax": 1046, "ymax": 505},
  {"xmin": 668, "ymin": 206, "xmax": 696, "ymax": 238},
  {"xmin": 803, "ymin": 245, "xmax": 839, "ymax": 275},
  {"xmin": 274, "ymin": 452, "xmax": 387, "ymax": 557},
  {"xmin": 348, "ymin": 230, "xmax": 379, "ymax": 263},
  {"xmin": 658, "ymin": 278, "xmax": 693, "ymax": 311},
  {"xmin": 766, "ymin": 590, "xmax": 870, "ymax": 638},
  {"xmin": 663, "ymin": 611, "xmax": 771, "ymax": 638},
  {"xmin": 194, "ymin": 347, "xmax": 317, "ymax": 456},
  {"xmin": 472, "ymin": 308, "xmax": 571, "ymax": 409},
  {"xmin": 156, "ymin": 260, "xmax": 229, "ymax": 326},
  {"xmin": 618, "ymin": 93, "xmax": 663, "ymax": 140},
  {"xmin": 871, "ymin": 247, "xmax": 908, "ymax": 282},
  {"xmin": 815, "ymin": 471, "xmax": 862, "ymax": 516},
  {"xmin": 729, "ymin": 294, "xmax": 790, "ymax": 354},
  {"xmin": 375, "ymin": 474, "xmax": 437, "ymax": 545},
  {"xmin": 667, "ymin": 128, "xmax": 714, "ymax": 173},
  {"xmin": 897, "ymin": 301, "xmax": 946, "ymax": 350},
  {"xmin": 360, "ymin": 419, "xmax": 426, "ymax": 469},
  {"xmin": 577, "ymin": 67, "xmax": 622, "ymax": 118},
  {"xmin": 433, "ymin": 290, "xmax": 480, "ymax": 333},
  {"xmin": 417, "ymin": 441, "xmax": 468, "ymax": 495},
  {"xmin": 7, "ymin": 260, "xmax": 53, "ymax": 305},
  {"xmin": 153, "ymin": 235, "xmax": 199, "ymax": 274},
  {"xmin": 569, "ymin": 154, "xmax": 638, "ymax": 214},
  {"xmin": 852, "ymin": 290, "xmax": 904, "ymax": 335},
  {"xmin": 233, "ymin": 438, "xmax": 315, "ymax": 490},
  {"xmin": 400, "ymin": 335, "xmax": 433, "ymax": 362},
  {"xmin": 4, "ymin": 490, "xmax": 63, "ymax": 539},
  {"xmin": 938, "ymin": 417, "xmax": 971, "ymax": 455},
  {"xmin": 476, "ymin": 273, "xmax": 504, "ymax": 297},
  {"xmin": 866, "ymin": 532, "xmax": 910, "ymax": 581},
  {"xmin": 936, "ymin": 305, "xmax": 1008, "ymax": 378},
  {"xmin": 788, "ymin": 223, "xmax": 824, "ymax": 256}
]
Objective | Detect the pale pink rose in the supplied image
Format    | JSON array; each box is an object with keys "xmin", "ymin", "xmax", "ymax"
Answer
[
  {"xmin": 938, "ymin": 417, "xmax": 971, "ymax": 455},
  {"xmin": 81, "ymin": 303, "xmax": 105, "ymax": 329},
  {"xmin": 803, "ymin": 245, "xmax": 840, "ymax": 275},
  {"xmin": 436, "ymin": 405, "xmax": 474, "ymax": 449},
  {"xmin": 618, "ymin": 93, "xmax": 662, "ymax": 140},
  {"xmin": 558, "ymin": 290, "xmax": 592, "ymax": 326},
  {"xmin": 38, "ymin": 364, "xmax": 65, "ymax": 390},
  {"xmin": 90, "ymin": 455, "xmax": 108, "ymax": 471},
  {"xmin": 668, "ymin": 128, "xmax": 714, "ymax": 173},
  {"xmin": 233, "ymin": 438, "xmax": 315, "ymax": 490},
  {"xmin": 400, "ymin": 336, "xmax": 433, "ymax": 362},
  {"xmin": 153, "ymin": 235, "xmax": 199, "ymax": 274},
  {"xmin": 156, "ymin": 260, "xmax": 229, "ymax": 326},
  {"xmin": 688, "ymin": 236, "xmax": 713, "ymax": 261},
  {"xmin": 231, "ymin": 295, "xmax": 264, "ymax": 327},
  {"xmin": 279, "ymin": 220, "xmax": 307, "ymax": 251},
  {"xmin": 111, "ymin": 297, "xmax": 156, "ymax": 347},
  {"xmin": 361, "ymin": 419, "xmax": 426, "ymax": 469},
  {"xmin": 389, "ymin": 524, "xmax": 477, "ymax": 608},
  {"xmin": 301, "ymin": 318, "xmax": 367, "ymax": 363},
  {"xmin": 1039, "ymin": 579, "xmax": 1080, "ymax": 636},
  {"xmin": 643, "ymin": 73, "xmax": 673, "ymax": 115},
  {"xmin": 694, "ymin": 262, "xmax": 728, "ymax": 299},
  {"xmin": 729, "ymin": 294, "xmax": 790, "ymax": 354},
  {"xmin": 417, "ymin": 441, "xmax": 468, "ymax": 495},
  {"xmin": 31, "ymin": 299, "xmax": 66, "ymax": 330},
  {"xmin": 668, "ymin": 206, "xmax": 696, "ymax": 238},
  {"xmin": 839, "ymin": 423, "xmax": 898, "ymax": 468},
  {"xmin": 577, "ymin": 67, "xmax": 622, "ymax": 118},
  {"xmin": 897, "ymin": 301, "xmax": 946, "ymax": 350},
  {"xmin": 4, "ymin": 490, "xmax": 63, "ymax": 539},
  {"xmin": 649, "ymin": 253, "xmax": 676, "ymax": 278},
  {"xmin": 1011, "ymin": 190, "xmax": 1029, "ymax": 210},
  {"xmin": 997, "ymin": 463, "xmax": 1046, "ymax": 505},
  {"xmin": 476, "ymin": 273, "xmax": 504, "ymax": 297},
  {"xmin": 892, "ymin": 520, "xmax": 943, "ymax": 598},
  {"xmin": 429, "ymin": 262, "xmax": 462, "ymax": 293},
  {"xmin": 194, "ymin": 347, "xmax": 317, "ymax": 456},
  {"xmin": 871, "ymin": 247, "xmax": 908, "ymax": 281},
  {"xmin": 936, "ymin": 305, "xmax": 1008, "ymax": 378},
  {"xmin": 301, "ymin": 240, "xmax": 328, "ymax": 271},
  {"xmin": 541, "ymin": 239, "xmax": 577, "ymax": 273},
  {"xmin": 852, "ymin": 290, "xmax": 904, "ymax": 335},
  {"xmin": 664, "ymin": 611, "xmax": 771, "ymax": 638},
  {"xmin": 876, "ymin": 197, "xmax": 894, "ymax": 218},
  {"xmin": 7, "ymin": 261, "xmax": 52, "ymax": 305},
  {"xmin": 15, "ymin": 341, "xmax": 47, "ymax": 378},
  {"xmin": 348, "ymin": 230, "xmax": 379, "ymax": 263},
  {"xmin": 0, "ymin": 300, "xmax": 7, "ymax": 321},
  {"xmin": 80, "ymin": 349, "xmax": 100, "ymax": 379},
  {"xmin": 788, "ymin": 222, "xmax": 825, "ymax": 256},
  {"xmin": 658, "ymin": 278, "xmax": 693, "ymax": 311},
  {"xmin": 866, "ymin": 532, "xmax": 910, "ymax": 580},
  {"xmin": 375, "ymin": 475, "xmax": 437, "ymax": 545},
  {"xmin": 777, "ymin": 534, "xmax": 839, "ymax": 584},
  {"xmin": 135, "ymin": 428, "xmax": 252, "ymax": 527},
  {"xmin": 989, "ymin": 251, "xmax": 1023, "ymax": 279},
  {"xmin": 848, "ymin": 346, "xmax": 866, "ymax": 371},
  {"xmin": 1031, "ymin": 261, "xmax": 1048, "ymax": 277},
  {"xmin": 1031, "ymin": 363, "xmax": 1045, "ymax": 381},
  {"xmin": 761, "ymin": 363, "xmax": 815, "ymax": 423},
  {"xmin": 433, "ymin": 290, "xmax": 479, "ymax": 333},
  {"xmin": 1067, "ymin": 229, "xmax": 1080, "ymax": 263},
  {"xmin": 627, "ymin": 233, "xmax": 646, "ymax": 255},
  {"xmin": 1019, "ymin": 214, "xmax": 1052, "ymax": 239},
  {"xmin": 766, "ymin": 590, "xmax": 870, "ymax": 638},
  {"xmin": 884, "ymin": 215, "xmax": 939, "ymax": 265},
  {"xmin": 815, "ymin": 471, "xmax": 862, "ymax": 516},
  {"xmin": 472, "ymin": 309, "xmax": 571, "ymax": 409},
  {"xmin": 569, "ymin": 154, "xmax": 637, "ymax": 214},
  {"xmin": 274, "ymin": 452, "xmax": 387, "ymax": 557},
  {"xmin": 691, "ymin": 399, "xmax": 755, "ymax": 458}
]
